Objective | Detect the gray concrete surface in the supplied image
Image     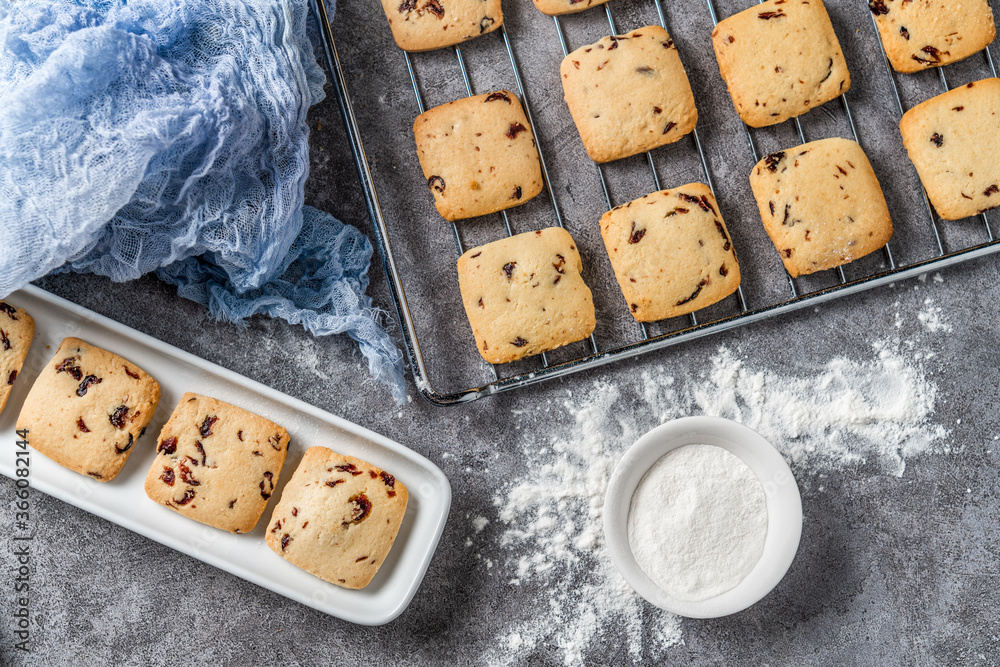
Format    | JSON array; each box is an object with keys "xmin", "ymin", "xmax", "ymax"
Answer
[{"xmin": 3, "ymin": 0, "xmax": 1000, "ymax": 664}]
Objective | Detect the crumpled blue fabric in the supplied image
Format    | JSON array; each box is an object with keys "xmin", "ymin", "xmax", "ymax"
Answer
[{"xmin": 0, "ymin": 0, "xmax": 407, "ymax": 403}]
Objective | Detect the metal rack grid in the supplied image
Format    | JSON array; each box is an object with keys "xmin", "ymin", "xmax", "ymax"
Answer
[{"xmin": 311, "ymin": 0, "xmax": 1000, "ymax": 405}]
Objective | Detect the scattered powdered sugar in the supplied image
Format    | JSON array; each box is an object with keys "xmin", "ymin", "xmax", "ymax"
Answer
[
  {"xmin": 917, "ymin": 297, "xmax": 952, "ymax": 333},
  {"xmin": 490, "ymin": 338, "xmax": 949, "ymax": 665}
]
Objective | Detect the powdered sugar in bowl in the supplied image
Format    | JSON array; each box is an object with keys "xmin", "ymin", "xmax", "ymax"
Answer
[{"xmin": 603, "ymin": 416, "xmax": 802, "ymax": 618}]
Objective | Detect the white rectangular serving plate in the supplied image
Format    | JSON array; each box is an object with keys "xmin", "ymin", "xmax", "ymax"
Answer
[{"xmin": 0, "ymin": 285, "xmax": 451, "ymax": 626}]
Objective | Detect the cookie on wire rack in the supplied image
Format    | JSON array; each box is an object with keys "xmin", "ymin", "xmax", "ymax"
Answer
[
  {"xmin": 711, "ymin": 0, "xmax": 851, "ymax": 128},
  {"xmin": 600, "ymin": 183, "xmax": 741, "ymax": 322},
  {"xmin": 457, "ymin": 227, "xmax": 596, "ymax": 364},
  {"xmin": 748, "ymin": 137, "xmax": 893, "ymax": 278},
  {"xmin": 868, "ymin": 0, "xmax": 996, "ymax": 73},
  {"xmin": 560, "ymin": 26, "xmax": 698, "ymax": 164},
  {"xmin": 899, "ymin": 78, "xmax": 1000, "ymax": 221},
  {"xmin": 379, "ymin": 0, "xmax": 502, "ymax": 52},
  {"xmin": 413, "ymin": 90, "xmax": 543, "ymax": 221}
]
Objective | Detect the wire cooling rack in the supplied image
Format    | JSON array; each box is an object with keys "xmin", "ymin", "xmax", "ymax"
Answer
[{"xmin": 311, "ymin": 0, "xmax": 1000, "ymax": 405}]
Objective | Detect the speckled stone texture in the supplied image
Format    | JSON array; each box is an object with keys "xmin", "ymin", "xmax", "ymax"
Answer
[{"xmin": 3, "ymin": 0, "xmax": 1000, "ymax": 664}]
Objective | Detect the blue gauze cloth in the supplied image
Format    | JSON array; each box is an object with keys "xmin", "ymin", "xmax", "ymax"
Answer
[{"xmin": 0, "ymin": 0, "xmax": 407, "ymax": 403}]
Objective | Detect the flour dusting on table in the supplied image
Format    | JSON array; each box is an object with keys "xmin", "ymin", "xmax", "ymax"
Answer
[{"xmin": 490, "ymin": 339, "xmax": 948, "ymax": 665}]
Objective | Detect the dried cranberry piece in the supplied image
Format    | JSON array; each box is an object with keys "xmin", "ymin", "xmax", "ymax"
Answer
[
  {"xmin": 109, "ymin": 405, "xmax": 129, "ymax": 429},
  {"xmin": 662, "ymin": 40, "xmax": 674, "ymax": 49},
  {"xmin": 200, "ymin": 415, "xmax": 218, "ymax": 437},
  {"xmin": 511, "ymin": 337, "xmax": 528, "ymax": 347},
  {"xmin": 88, "ymin": 472, "xmax": 102, "ymax": 479},
  {"xmin": 195, "ymin": 441, "xmax": 208, "ymax": 466},
  {"xmin": 237, "ymin": 429, "xmax": 244, "ymax": 441},
  {"xmin": 900, "ymin": 26, "xmax": 910, "ymax": 40},
  {"xmin": 56, "ymin": 357, "xmax": 83, "ymax": 381},
  {"xmin": 662, "ymin": 121, "xmax": 676, "ymax": 135},
  {"xmin": 677, "ymin": 193, "xmax": 711, "ymax": 212},
  {"xmin": 511, "ymin": 185, "xmax": 522, "ymax": 200},
  {"xmin": 676, "ymin": 278, "xmax": 709, "ymax": 306},
  {"xmin": 123, "ymin": 366, "xmax": 140, "ymax": 379},
  {"xmin": 628, "ymin": 222, "xmax": 646, "ymax": 244},
  {"xmin": 268, "ymin": 433, "xmax": 283, "ymax": 451},
  {"xmin": 115, "ymin": 433, "xmax": 134, "ymax": 455},
  {"xmin": 930, "ymin": 133, "xmax": 943, "ymax": 147},
  {"xmin": 343, "ymin": 493, "xmax": 372, "ymax": 526},
  {"xmin": 763, "ymin": 152, "xmax": 785, "ymax": 172},
  {"xmin": 380, "ymin": 471, "xmax": 396, "ymax": 489},
  {"xmin": 665, "ymin": 207, "xmax": 689, "ymax": 217},
  {"xmin": 271, "ymin": 520, "xmax": 282, "ymax": 533},
  {"xmin": 985, "ymin": 185, "xmax": 999, "ymax": 197},
  {"xmin": 553, "ymin": 254, "xmax": 566, "ymax": 274},
  {"xmin": 0, "ymin": 330, "xmax": 9, "ymax": 351},
  {"xmin": 179, "ymin": 457, "xmax": 200, "ymax": 486},
  {"xmin": 503, "ymin": 262, "xmax": 516, "ymax": 279},
  {"xmin": 229, "ymin": 499, "xmax": 237, "ymax": 508},
  {"xmin": 158, "ymin": 436, "xmax": 178, "ymax": 454},
  {"xmin": 281, "ymin": 534, "xmax": 292, "ymax": 550},
  {"xmin": 479, "ymin": 16, "xmax": 495, "ymax": 34},
  {"xmin": 7, "ymin": 370, "xmax": 16, "ymax": 385},
  {"xmin": 176, "ymin": 489, "xmax": 196, "ymax": 505},
  {"xmin": 260, "ymin": 471, "xmax": 274, "ymax": 500},
  {"xmin": 423, "ymin": 0, "xmax": 444, "ymax": 18},
  {"xmin": 77, "ymin": 417, "xmax": 91, "ymax": 433},
  {"xmin": 0, "ymin": 302, "xmax": 16, "ymax": 319},
  {"xmin": 427, "ymin": 175, "xmax": 445, "ymax": 193},
  {"xmin": 76, "ymin": 375, "xmax": 102, "ymax": 397},
  {"xmin": 326, "ymin": 479, "xmax": 345, "ymax": 487},
  {"xmin": 398, "ymin": 0, "xmax": 415, "ymax": 10},
  {"xmin": 484, "ymin": 91, "xmax": 510, "ymax": 104},
  {"xmin": 336, "ymin": 463, "xmax": 363, "ymax": 476},
  {"xmin": 161, "ymin": 467, "xmax": 175, "ymax": 486},
  {"xmin": 868, "ymin": 0, "xmax": 889, "ymax": 15},
  {"xmin": 292, "ymin": 507, "xmax": 298, "ymax": 517},
  {"xmin": 758, "ymin": 10, "xmax": 785, "ymax": 19},
  {"xmin": 506, "ymin": 123, "xmax": 527, "ymax": 140},
  {"xmin": 720, "ymin": 264, "xmax": 729, "ymax": 277}
]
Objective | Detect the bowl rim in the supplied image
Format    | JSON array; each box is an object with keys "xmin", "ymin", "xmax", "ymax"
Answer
[{"xmin": 603, "ymin": 415, "xmax": 802, "ymax": 619}]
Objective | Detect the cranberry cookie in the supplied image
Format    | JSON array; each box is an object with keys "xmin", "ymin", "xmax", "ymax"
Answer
[
  {"xmin": 600, "ymin": 184, "xmax": 741, "ymax": 321},
  {"xmin": 561, "ymin": 26, "xmax": 698, "ymax": 163},
  {"xmin": 712, "ymin": 0, "xmax": 851, "ymax": 128},
  {"xmin": 749, "ymin": 137, "xmax": 893, "ymax": 277},
  {"xmin": 457, "ymin": 227, "xmax": 596, "ymax": 364},
  {"xmin": 17, "ymin": 337, "xmax": 160, "ymax": 481},
  {"xmin": 144, "ymin": 393, "xmax": 289, "ymax": 533},
  {"xmin": 0, "ymin": 300, "xmax": 34, "ymax": 416},
  {"xmin": 266, "ymin": 446, "xmax": 409, "ymax": 589},
  {"xmin": 413, "ymin": 90, "xmax": 543, "ymax": 221}
]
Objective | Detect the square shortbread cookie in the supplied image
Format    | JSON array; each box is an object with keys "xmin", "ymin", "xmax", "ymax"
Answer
[
  {"xmin": 561, "ymin": 26, "xmax": 698, "ymax": 164},
  {"xmin": 600, "ymin": 183, "xmax": 741, "ymax": 322},
  {"xmin": 0, "ymin": 301, "xmax": 34, "ymax": 416},
  {"xmin": 414, "ymin": 90, "xmax": 543, "ymax": 221},
  {"xmin": 379, "ymin": 0, "xmax": 502, "ymax": 52},
  {"xmin": 265, "ymin": 446, "xmax": 409, "ymax": 589},
  {"xmin": 144, "ymin": 393, "xmax": 290, "ymax": 533},
  {"xmin": 17, "ymin": 337, "xmax": 160, "ymax": 481},
  {"xmin": 749, "ymin": 137, "xmax": 893, "ymax": 277},
  {"xmin": 900, "ymin": 78, "xmax": 1000, "ymax": 220},
  {"xmin": 712, "ymin": 0, "xmax": 851, "ymax": 128},
  {"xmin": 531, "ymin": 0, "xmax": 610, "ymax": 17},
  {"xmin": 457, "ymin": 227, "xmax": 596, "ymax": 364},
  {"xmin": 869, "ymin": 0, "xmax": 996, "ymax": 73}
]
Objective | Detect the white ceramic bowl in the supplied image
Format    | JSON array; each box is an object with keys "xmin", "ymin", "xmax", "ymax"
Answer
[{"xmin": 603, "ymin": 416, "xmax": 802, "ymax": 618}]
